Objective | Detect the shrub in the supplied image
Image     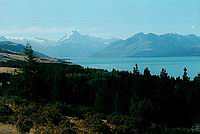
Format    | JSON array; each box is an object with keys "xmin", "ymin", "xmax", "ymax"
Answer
[
  {"xmin": 0, "ymin": 105, "xmax": 13, "ymax": 116},
  {"xmin": 32, "ymin": 103, "xmax": 62, "ymax": 125},
  {"xmin": 192, "ymin": 123, "xmax": 200, "ymax": 133},
  {"xmin": 32, "ymin": 120, "xmax": 75, "ymax": 134},
  {"xmin": 110, "ymin": 114, "xmax": 139, "ymax": 134},
  {"xmin": 16, "ymin": 116, "xmax": 33, "ymax": 133},
  {"xmin": 84, "ymin": 112, "xmax": 110, "ymax": 134},
  {"xmin": 0, "ymin": 104, "xmax": 13, "ymax": 123},
  {"xmin": 75, "ymin": 105, "xmax": 96, "ymax": 118}
]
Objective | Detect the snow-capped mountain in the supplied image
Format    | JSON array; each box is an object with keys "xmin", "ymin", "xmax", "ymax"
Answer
[
  {"xmin": 47, "ymin": 30, "xmax": 117, "ymax": 57},
  {"xmin": 94, "ymin": 32, "xmax": 200, "ymax": 57},
  {"xmin": 2, "ymin": 31, "xmax": 200, "ymax": 58},
  {"xmin": 0, "ymin": 31, "xmax": 118, "ymax": 58}
]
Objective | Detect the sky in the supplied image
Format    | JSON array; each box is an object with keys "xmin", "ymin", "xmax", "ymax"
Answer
[{"xmin": 0, "ymin": 0, "xmax": 199, "ymax": 40}]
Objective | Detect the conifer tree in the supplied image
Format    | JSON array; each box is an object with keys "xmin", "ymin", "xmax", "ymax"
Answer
[
  {"xmin": 160, "ymin": 68, "xmax": 168, "ymax": 79},
  {"xmin": 23, "ymin": 42, "xmax": 39, "ymax": 99},
  {"xmin": 24, "ymin": 42, "xmax": 38, "ymax": 74},
  {"xmin": 182, "ymin": 67, "xmax": 190, "ymax": 81},
  {"xmin": 133, "ymin": 64, "xmax": 140, "ymax": 76},
  {"xmin": 143, "ymin": 67, "xmax": 151, "ymax": 77}
]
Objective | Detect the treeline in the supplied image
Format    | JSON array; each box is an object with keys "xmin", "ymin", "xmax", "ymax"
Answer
[
  {"xmin": 0, "ymin": 59, "xmax": 25, "ymax": 68},
  {"xmin": 1, "ymin": 45, "xmax": 200, "ymax": 133}
]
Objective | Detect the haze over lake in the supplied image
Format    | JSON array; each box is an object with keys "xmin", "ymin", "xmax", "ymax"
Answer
[{"xmin": 72, "ymin": 56, "xmax": 200, "ymax": 79}]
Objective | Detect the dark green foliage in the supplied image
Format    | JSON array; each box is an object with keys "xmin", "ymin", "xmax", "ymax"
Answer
[
  {"xmin": 0, "ymin": 73, "xmax": 11, "ymax": 95},
  {"xmin": 4, "ymin": 63, "xmax": 200, "ymax": 130},
  {"xmin": 2, "ymin": 46, "xmax": 200, "ymax": 132},
  {"xmin": 143, "ymin": 67, "xmax": 151, "ymax": 77},
  {"xmin": 146, "ymin": 127, "xmax": 191, "ymax": 134},
  {"xmin": 133, "ymin": 63, "xmax": 140, "ymax": 76},
  {"xmin": 0, "ymin": 60, "xmax": 25, "ymax": 68},
  {"xmin": 75, "ymin": 105, "xmax": 96, "ymax": 118},
  {"xmin": 0, "ymin": 105, "xmax": 13, "ymax": 123},
  {"xmin": 24, "ymin": 43, "xmax": 38, "ymax": 68},
  {"xmin": 160, "ymin": 68, "xmax": 168, "ymax": 79},
  {"xmin": 110, "ymin": 114, "xmax": 139, "ymax": 134},
  {"xmin": 84, "ymin": 113, "xmax": 110, "ymax": 133},
  {"xmin": 58, "ymin": 120, "xmax": 76, "ymax": 134},
  {"xmin": 39, "ymin": 103, "xmax": 63, "ymax": 125},
  {"xmin": 183, "ymin": 67, "xmax": 190, "ymax": 81},
  {"xmin": 22, "ymin": 43, "xmax": 39, "ymax": 99},
  {"xmin": 0, "ymin": 105, "xmax": 12, "ymax": 116},
  {"xmin": 16, "ymin": 117, "xmax": 33, "ymax": 133}
]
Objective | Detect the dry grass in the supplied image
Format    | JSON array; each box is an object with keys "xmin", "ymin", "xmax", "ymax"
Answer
[
  {"xmin": 0, "ymin": 67, "xmax": 20, "ymax": 74},
  {"xmin": 0, "ymin": 123, "xmax": 21, "ymax": 134},
  {"xmin": 0, "ymin": 52, "xmax": 58, "ymax": 64},
  {"xmin": 0, "ymin": 53, "xmax": 25, "ymax": 61}
]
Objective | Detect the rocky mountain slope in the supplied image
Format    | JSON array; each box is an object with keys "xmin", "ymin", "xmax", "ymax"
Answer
[{"xmin": 94, "ymin": 33, "xmax": 200, "ymax": 57}]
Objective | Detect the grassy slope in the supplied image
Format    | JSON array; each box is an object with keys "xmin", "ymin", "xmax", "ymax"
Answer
[
  {"xmin": 0, "ymin": 123, "xmax": 21, "ymax": 134},
  {"xmin": 0, "ymin": 52, "xmax": 59, "ymax": 64},
  {"xmin": 0, "ymin": 67, "xmax": 20, "ymax": 74}
]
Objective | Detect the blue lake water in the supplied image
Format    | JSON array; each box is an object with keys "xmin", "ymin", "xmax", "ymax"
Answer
[{"xmin": 71, "ymin": 57, "xmax": 200, "ymax": 79}]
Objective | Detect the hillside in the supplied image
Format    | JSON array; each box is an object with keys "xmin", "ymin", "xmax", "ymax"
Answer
[
  {"xmin": 93, "ymin": 33, "xmax": 200, "ymax": 57},
  {"xmin": 0, "ymin": 36, "xmax": 55, "ymax": 55},
  {"xmin": 2, "ymin": 32, "xmax": 200, "ymax": 58},
  {"xmin": 0, "ymin": 41, "xmax": 59, "ymax": 65},
  {"xmin": 0, "ymin": 62, "xmax": 197, "ymax": 134}
]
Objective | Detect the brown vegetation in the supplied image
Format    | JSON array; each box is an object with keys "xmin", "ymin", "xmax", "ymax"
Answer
[
  {"xmin": 0, "ymin": 123, "xmax": 21, "ymax": 134},
  {"xmin": 0, "ymin": 67, "xmax": 20, "ymax": 74}
]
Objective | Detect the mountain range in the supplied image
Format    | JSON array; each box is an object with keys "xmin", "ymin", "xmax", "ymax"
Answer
[
  {"xmin": 1, "ymin": 31, "xmax": 200, "ymax": 58},
  {"xmin": 94, "ymin": 32, "xmax": 200, "ymax": 57},
  {"xmin": 47, "ymin": 30, "xmax": 117, "ymax": 57}
]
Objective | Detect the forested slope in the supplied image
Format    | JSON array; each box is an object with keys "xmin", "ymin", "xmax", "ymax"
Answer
[{"xmin": 0, "ymin": 45, "xmax": 200, "ymax": 133}]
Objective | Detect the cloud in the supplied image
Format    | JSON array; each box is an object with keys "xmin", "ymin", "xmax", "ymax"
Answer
[
  {"xmin": 82, "ymin": 27, "xmax": 115, "ymax": 39},
  {"xmin": 0, "ymin": 26, "xmax": 76, "ymax": 39},
  {"xmin": 0, "ymin": 26, "xmax": 117, "ymax": 39},
  {"xmin": 191, "ymin": 26, "xmax": 195, "ymax": 29},
  {"xmin": 0, "ymin": 27, "xmax": 74, "ymax": 35}
]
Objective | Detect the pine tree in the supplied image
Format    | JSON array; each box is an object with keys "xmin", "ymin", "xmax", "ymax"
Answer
[
  {"xmin": 24, "ymin": 42, "xmax": 38, "ymax": 74},
  {"xmin": 160, "ymin": 68, "xmax": 168, "ymax": 79},
  {"xmin": 143, "ymin": 67, "xmax": 151, "ymax": 77},
  {"xmin": 22, "ymin": 42, "xmax": 39, "ymax": 99},
  {"xmin": 133, "ymin": 64, "xmax": 140, "ymax": 76},
  {"xmin": 182, "ymin": 67, "xmax": 190, "ymax": 81}
]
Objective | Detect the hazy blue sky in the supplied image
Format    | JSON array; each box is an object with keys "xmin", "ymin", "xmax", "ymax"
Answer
[{"xmin": 0, "ymin": 0, "xmax": 199, "ymax": 39}]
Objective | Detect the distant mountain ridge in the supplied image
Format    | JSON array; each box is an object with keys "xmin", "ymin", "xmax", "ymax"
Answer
[
  {"xmin": 0, "ymin": 41, "xmax": 50, "ymax": 58},
  {"xmin": 0, "ymin": 36, "xmax": 56, "ymax": 55},
  {"xmin": 1, "ymin": 31, "xmax": 200, "ymax": 58},
  {"xmin": 0, "ymin": 41, "xmax": 60, "ymax": 64},
  {"xmin": 0, "ymin": 41, "xmax": 25, "ymax": 54},
  {"xmin": 94, "ymin": 32, "xmax": 200, "ymax": 57}
]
